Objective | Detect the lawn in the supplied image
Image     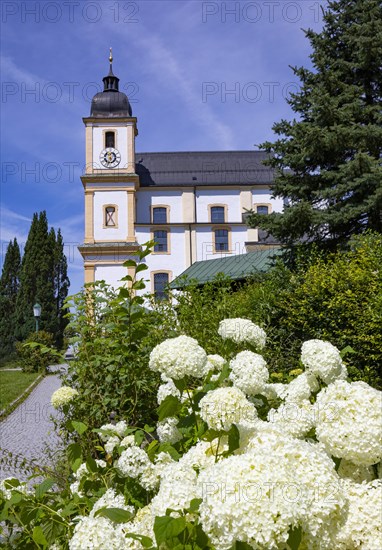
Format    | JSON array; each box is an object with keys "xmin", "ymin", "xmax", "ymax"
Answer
[{"xmin": 0, "ymin": 371, "xmax": 41, "ymax": 411}]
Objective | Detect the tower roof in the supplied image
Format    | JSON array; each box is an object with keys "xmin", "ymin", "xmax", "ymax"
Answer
[{"xmin": 90, "ymin": 49, "xmax": 132, "ymax": 118}]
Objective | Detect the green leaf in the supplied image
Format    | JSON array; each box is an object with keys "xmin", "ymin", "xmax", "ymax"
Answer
[
  {"xmin": 35, "ymin": 478, "xmax": 55, "ymax": 499},
  {"xmin": 154, "ymin": 515, "xmax": 187, "ymax": 544},
  {"xmin": 173, "ymin": 377, "xmax": 187, "ymax": 393},
  {"xmin": 86, "ymin": 456, "xmax": 98, "ymax": 473},
  {"xmin": 188, "ymin": 498, "xmax": 202, "ymax": 513},
  {"xmin": 228, "ymin": 424, "xmax": 240, "ymax": 453},
  {"xmin": 202, "ymin": 428, "xmax": 222, "ymax": 442},
  {"xmin": 157, "ymin": 395, "xmax": 182, "ymax": 421},
  {"xmin": 67, "ymin": 443, "xmax": 82, "ymax": 472},
  {"xmin": 123, "ymin": 260, "xmax": 137, "ymax": 268},
  {"xmin": 33, "ymin": 525, "xmax": 48, "ymax": 546},
  {"xmin": 136, "ymin": 263, "xmax": 148, "ymax": 273},
  {"xmin": 340, "ymin": 345, "xmax": 356, "ymax": 359},
  {"xmin": 287, "ymin": 526, "xmax": 302, "ymax": 550},
  {"xmin": 71, "ymin": 420, "xmax": 88, "ymax": 435},
  {"xmin": 95, "ymin": 507, "xmax": 134, "ymax": 523},
  {"xmin": 125, "ymin": 533, "xmax": 153, "ymax": 548}
]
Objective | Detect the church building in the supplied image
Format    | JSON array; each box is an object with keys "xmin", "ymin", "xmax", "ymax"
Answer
[{"xmin": 79, "ymin": 53, "xmax": 283, "ymax": 297}]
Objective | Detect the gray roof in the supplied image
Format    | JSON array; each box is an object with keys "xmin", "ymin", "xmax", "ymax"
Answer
[{"xmin": 135, "ymin": 151, "xmax": 273, "ymax": 187}]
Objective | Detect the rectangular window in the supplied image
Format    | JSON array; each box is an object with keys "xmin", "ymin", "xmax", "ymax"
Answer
[
  {"xmin": 105, "ymin": 206, "xmax": 116, "ymax": 227},
  {"xmin": 105, "ymin": 131, "xmax": 115, "ymax": 148},
  {"xmin": 154, "ymin": 230, "xmax": 168, "ymax": 252},
  {"xmin": 214, "ymin": 229, "xmax": 229, "ymax": 251},
  {"xmin": 153, "ymin": 207, "xmax": 167, "ymax": 224},
  {"xmin": 154, "ymin": 272, "xmax": 169, "ymax": 300},
  {"xmin": 256, "ymin": 205, "xmax": 269, "ymax": 215},
  {"xmin": 211, "ymin": 206, "xmax": 225, "ymax": 223}
]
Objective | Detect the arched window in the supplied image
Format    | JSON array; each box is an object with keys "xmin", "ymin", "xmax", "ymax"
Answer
[
  {"xmin": 105, "ymin": 131, "xmax": 115, "ymax": 148},
  {"xmin": 154, "ymin": 272, "xmax": 169, "ymax": 300},
  {"xmin": 214, "ymin": 229, "xmax": 229, "ymax": 251},
  {"xmin": 105, "ymin": 206, "xmax": 116, "ymax": 227},
  {"xmin": 153, "ymin": 230, "xmax": 168, "ymax": 252}
]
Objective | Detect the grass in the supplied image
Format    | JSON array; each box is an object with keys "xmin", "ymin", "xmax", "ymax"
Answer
[{"xmin": 0, "ymin": 371, "xmax": 41, "ymax": 411}]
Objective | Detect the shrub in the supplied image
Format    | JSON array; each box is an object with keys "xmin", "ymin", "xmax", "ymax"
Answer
[
  {"xmin": 59, "ymin": 243, "xmax": 175, "ymax": 453},
  {"xmin": 15, "ymin": 330, "xmax": 58, "ymax": 373},
  {"xmin": 1, "ymin": 326, "xmax": 381, "ymax": 549}
]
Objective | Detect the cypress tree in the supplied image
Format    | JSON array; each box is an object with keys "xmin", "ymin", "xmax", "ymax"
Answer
[
  {"xmin": 0, "ymin": 239, "xmax": 21, "ymax": 358},
  {"xmin": 54, "ymin": 228, "xmax": 70, "ymax": 348},
  {"xmin": 248, "ymin": 0, "xmax": 382, "ymax": 253},
  {"xmin": 15, "ymin": 211, "xmax": 70, "ymax": 346}
]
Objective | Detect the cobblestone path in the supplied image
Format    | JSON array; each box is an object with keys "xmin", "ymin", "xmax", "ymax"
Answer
[{"xmin": 0, "ymin": 370, "xmax": 64, "ymax": 481}]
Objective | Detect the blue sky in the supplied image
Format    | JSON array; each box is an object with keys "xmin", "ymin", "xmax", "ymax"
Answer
[{"xmin": 1, "ymin": 0, "xmax": 327, "ymax": 295}]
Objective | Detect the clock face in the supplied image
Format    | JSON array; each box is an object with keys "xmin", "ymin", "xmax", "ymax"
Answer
[{"xmin": 100, "ymin": 147, "xmax": 121, "ymax": 168}]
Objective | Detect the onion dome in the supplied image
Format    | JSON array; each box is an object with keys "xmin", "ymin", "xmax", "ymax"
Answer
[{"xmin": 90, "ymin": 48, "xmax": 132, "ymax": 117}]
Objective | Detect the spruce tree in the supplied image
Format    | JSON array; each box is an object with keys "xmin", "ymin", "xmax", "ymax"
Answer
[
  {"xmin": 248, "ymin": 0, "xmax": 382, "ymax": 252},
  {"xmin": 0, "ymin": 239, "xmax": 21, "ymax": 358}
]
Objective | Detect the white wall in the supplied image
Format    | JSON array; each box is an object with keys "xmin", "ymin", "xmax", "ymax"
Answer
[
  {"xmin": 252, "ymin": 189, "xmax": 283, "ymax": 212},
  {"xmin": 94, "ymin": 264, "xmax": 128, "ymax": 289},
  {"xmin": 196, "ymin": 189, "xmax": 241, "ymax": 223},
  {"xmin": 93, "ymin": 190, "xmax": 128, "ymax": 241},
  {"xmin": 136, "ymin": 190, "xmax": 183, "ymax": 223}
]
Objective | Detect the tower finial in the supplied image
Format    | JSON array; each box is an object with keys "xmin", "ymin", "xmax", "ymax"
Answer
[{"xmin": 109, "ymin": 47, "xmax": 113, "ymax": 64}]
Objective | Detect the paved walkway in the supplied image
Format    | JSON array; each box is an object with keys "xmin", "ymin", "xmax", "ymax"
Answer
[{"xmin": 0, "ymin": 367, "xmax": 65, "ymax": 481}]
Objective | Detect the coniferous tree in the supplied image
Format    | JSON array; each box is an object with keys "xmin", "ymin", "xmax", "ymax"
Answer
[
  {"xmin": 15, "ymin": 211, "xmax": 70, "ymax": 346},
  {"xmin": 54, "ymin": 228, "xmax": 70, "ymax": 348},
  {"xmin": 248, "ymin": 0, "xmax": 382, "ymax": 253},
  {"xmin": 0, "ymin": 239, "xmax": 21, "ymax": 358}
]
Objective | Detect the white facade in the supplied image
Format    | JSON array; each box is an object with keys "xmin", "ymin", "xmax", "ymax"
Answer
[{"xmin": 80, "ymin": 76, "xmax": 281, "ymax": 296}]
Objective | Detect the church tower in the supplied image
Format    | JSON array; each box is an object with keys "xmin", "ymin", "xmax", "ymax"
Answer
[{"xmin": 79, "ymin": 50, "xmax": 139, "ymax": 287}]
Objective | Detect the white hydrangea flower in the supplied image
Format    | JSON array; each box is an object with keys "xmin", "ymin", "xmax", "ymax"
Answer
[
  {"xmin": 90, "ymin": 488, "xmax": 134, "ymax": 517},
  {"xmin": 260, "ymin": 382, "xmax": 288, "ymax": 401},
  {"xmin": 203, "ymin": 354, "xmax": 226, "ymax": 375},
  {"xmin": 117, "ymin": 447, "xmax": 157, "ymax": 490},
  {"xmin": 197, "ymin": 435, "xmax": 345, "ymax": 550},
  {"xmin": 267, "ymin": 399, "xmax": 315, "ymax": 439},
  {"xmin": 51, "ymin": 386, "xmax": 78, "ymax": 409},
  {"xmin": 218, "ymin": 318, "xmax": 266, "ymax": 349},
  {"xmin": 337, "ymin": 459, "xmax": 374, "ymax": 483},
  {"xmin": 124, "ymin": 504, "xmax": 155, "ymax": 549},
  {"xmin": 151, "ymin": 461, "xmax": 198, "ymax": 518},
  {"xmin": 149, "ymin": 335, "xmax": 207, "ymax": 379},
  {"xmin": 120, "ymin": 435, "xmax": 136, "ymax": 448},
  {"xmin": 157, "ymin": 379, "xmax": 181, "ymax": 404},
  {"xmin": 229, "ymin": 351, "xmax": 269, "ymax": 395},
  {"xmin": 153, "ymin": 452, "xmax": 176, "ymax": 478},
  {"xmin": 156, "ymin": 417, "xmax": 182, "ymax": 444},
  {"xmin": 105, "ymin": 436, "xmax": 120, "ymax": 455},
  {"xmin": 333, "ymin": 479, "xmax": 382, "ymax": 549},
  {"xmin": 301, "ymin": 339, "xmax": 344, "ymax": 384},
  {"xmin": 98, "ymin": 421, "xmax": 127, "ymax": 442},
  {"xmin": 199, "ymin": 386, "xmax": 257, "ymax": 431},
  {"xmin": 315, "ymin": 380, "xmax": 382, "ymax": 465},
  {"xmin": 69, "ymin": 516, "xmax": 126, "ymax": 550},
  {"xmin": 284, "ymin": 371, "xmax": 319, "ymax": 403}
]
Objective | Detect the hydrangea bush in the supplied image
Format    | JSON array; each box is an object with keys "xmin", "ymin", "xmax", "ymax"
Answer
[{"xmin": 1, "ymin": 319, "xmax": 381, "ymax": 549}]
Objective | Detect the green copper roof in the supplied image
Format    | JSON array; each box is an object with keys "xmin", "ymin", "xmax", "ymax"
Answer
[{"xmin": 170, "ymin": 248, "xmax": 282, "ymax": 289}]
